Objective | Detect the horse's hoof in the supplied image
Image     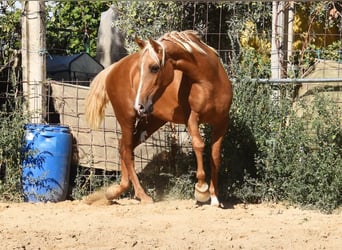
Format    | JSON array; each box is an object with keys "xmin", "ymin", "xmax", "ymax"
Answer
[
  {"xmin": 210, "ymin": 196, "xmax": 220, "ymax": 207},
  {"xmin": 135, "ymin": 193, "xmax": 154, "ymax": 204},
  {"xmin": 140, "ymin": 196, "xmax": 154, "ymax": 204},
  {"xmin": 194, "ymin": 183, "xmax": 210, "ymax": 203},
  {"xmin": 105, "ymin": 185, "xmax": 121, "ymax": 200}
]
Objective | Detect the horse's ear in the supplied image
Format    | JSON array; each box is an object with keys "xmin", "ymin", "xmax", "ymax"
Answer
[
  {"xmin": 148, "ymin": 38, "xmax": 162, "ymax": 53},
  {"xmin": 135, "ymin": 36, "xmax": 146, "ymax": 49}
]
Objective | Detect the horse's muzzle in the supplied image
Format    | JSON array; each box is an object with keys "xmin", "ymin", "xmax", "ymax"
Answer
[{"xmin": 135, "ymin": 103, "xmax": 153, "ymax": 116}]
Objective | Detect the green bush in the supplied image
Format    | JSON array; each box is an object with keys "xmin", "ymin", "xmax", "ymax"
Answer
[
  {"xmin": 0, "ymin": 2, "xmax": 26, "ymax": 202},
  {"xmin": 99, "ymin": 2, "xmax": 341, "ymax": 212},
  {"xmin": 216, "ymin": 35, "xmax": 341, "ymax": 212},
  {"xmin": 0, "ymin": 103, "xmax": 26, "ymax": 202},
  {"xmin": 113, "ymin": 0, "xmax": 183, "ymax": 53},
  {"xmin": 229, "ymin": 78, "xmax": 341, "ymax": 212},
  {"xmin": 138, "ymin": 73, "xmax": 341, "ymax": 213}
]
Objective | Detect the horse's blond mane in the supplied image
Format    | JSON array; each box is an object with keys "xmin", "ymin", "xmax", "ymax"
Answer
[
  {"xmin": 143, "ymin": 40, "xmax": 165, "ymax": 66},
  {"xmin": 142, "ymin": 30, "xmax": 218, "ymax": 67},
  {"xmin": 159, "ymin": 30, "xmax": 218, "ymax": 56}
]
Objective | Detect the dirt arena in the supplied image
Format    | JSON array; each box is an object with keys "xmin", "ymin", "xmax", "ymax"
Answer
[{"xmin": 0, "ymin": 199, "xmax": 341, "ymax": 250}]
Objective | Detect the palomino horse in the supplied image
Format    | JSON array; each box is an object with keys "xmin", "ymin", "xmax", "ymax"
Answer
[{"xmin": 85, "ymin": 30, "xmax": 232, "ymax": 206}]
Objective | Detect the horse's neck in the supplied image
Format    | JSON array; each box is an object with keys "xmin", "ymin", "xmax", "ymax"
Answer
[
  {"xmin": 172, "ymin": 55, "xmax": 206, "ymax": 81},
  {"xmin": 174, "ymin": 53, "xmax": 222, "ymax": 87},
  {"xmin": 165, "ymin": 42, "xmax": 217, "ymax": 83},
  {"xmin": 174, "ymin": 59, "xmax": 200, "ymax": 81}
]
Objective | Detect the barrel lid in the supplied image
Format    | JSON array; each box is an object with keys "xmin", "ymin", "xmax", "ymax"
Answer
[{"xmin": 24, "ymin": 124, "xmax": 70, "ymax": 133}]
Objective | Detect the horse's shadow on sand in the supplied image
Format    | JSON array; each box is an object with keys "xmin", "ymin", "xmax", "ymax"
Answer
[
  {"xmin": 137, "ymin": 118, "xmax": 258, "ymax": 207},
  {"xmin": 83, "ymin": 118, "xmax": 257, "ymax": 208}
]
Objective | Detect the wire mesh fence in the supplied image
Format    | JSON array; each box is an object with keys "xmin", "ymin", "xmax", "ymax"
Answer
[
  {"xmin": 46, "ymin": 79, "xmax": 194, "ymax": 194},
  {"xmin": 1, "ymin": 1, "xmax": 342, "ymax": 195}
]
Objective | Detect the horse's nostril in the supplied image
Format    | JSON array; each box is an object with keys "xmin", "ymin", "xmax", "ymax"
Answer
[
  {"xmin": 136, "ymin": 103, "xmax": 152, "ymax": 116},
  {"xmin": 137, "ymin": 104, "xmax": 146, "ymax": 115}
]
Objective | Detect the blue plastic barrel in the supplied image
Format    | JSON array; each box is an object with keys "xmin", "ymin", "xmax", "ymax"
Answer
[{"xmin": 22, "ymin": 124, "xmax": 73, "ymax": 202}]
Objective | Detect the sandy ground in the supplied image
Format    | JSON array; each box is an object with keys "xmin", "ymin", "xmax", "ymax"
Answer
[{"xmin": 0, "ymin": 198, "xmax": 341, "ymax": 250}]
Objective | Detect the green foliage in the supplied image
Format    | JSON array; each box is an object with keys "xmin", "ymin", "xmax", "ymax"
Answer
[
  {"xmin": 0, "ymin": 2, "xmax": 21, "ymax": 66},
  {"xmin": 217, "ymin": 2, "xmax": 341, "ymax": 212},
  {"xmin": 81, "ymin": 1, "xmax": 340, "ymax": 212},
  {"xmin": 165, "ymin": 171, "xmax": 197, "ymax": 200},
  {"xmin": 46, "ymin": 1, "xmax": 109, "ymax": 56},
  {"xmin": 283, "ymin": 94, "xmax": 341, "ymax": 211},
  {"xmin": 301, "ymin": 40, "xmax": 342, "ymax": 69},
  {"xmin": 228, "ymin": 60, "xmax": 341, "ymax": 212},
  {"xmin": 0, "ymin": 3, "xmax": 26, "ymax": 202},
  {"xmin": 113, "ymin": 0, "xmax": 183, "ymax": 53},
  {"xmin": 0, "ymin": 102, "xmax": 27, "ymax": 202},
  {"xmin": 1, "ymin": 1, "xmax": 340, "ymax": 212},
  {"xmin": 293, "ymin": 2, "xmax": 342, "ymax": 76},
  {"xmin": 70, "ymin": 165, "xmax": 119, "ymax": 200}
]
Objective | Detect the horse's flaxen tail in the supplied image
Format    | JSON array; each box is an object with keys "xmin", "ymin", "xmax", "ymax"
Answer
[{"xmin": 85, "ymin": 64, "xmax": 114, "ymax": 129}]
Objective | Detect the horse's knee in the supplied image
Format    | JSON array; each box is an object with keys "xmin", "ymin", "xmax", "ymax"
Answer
[{"xmin": 192, "ymin": 137, "xmax": 204, "ymax": 152}]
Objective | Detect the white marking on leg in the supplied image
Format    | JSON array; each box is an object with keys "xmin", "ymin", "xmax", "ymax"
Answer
[{"xmin": 210, "ymin": 196, "xmax": 219, "ymax": 207}]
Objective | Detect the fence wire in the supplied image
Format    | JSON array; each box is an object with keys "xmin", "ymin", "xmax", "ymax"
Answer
[{"xmin": 1, "ymin": 1, "xmax": 342, "ymax": 194}]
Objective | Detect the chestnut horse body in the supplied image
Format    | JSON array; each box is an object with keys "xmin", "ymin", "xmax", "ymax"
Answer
[{"xmin": 85, "ymin": 31, "xmax": 232, "ymax": 206}]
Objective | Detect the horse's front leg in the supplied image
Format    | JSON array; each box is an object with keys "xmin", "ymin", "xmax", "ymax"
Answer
[
  {"xmin": 187, "ymin": 113, "xmax": 210, "ymax": 203},
  {"xmin": 123, "ymin": 142, "xmax": 153, "ymax": 203},
  {"xmin": 208, "ymin": 121, "xmax": 228, "ymax": 207},
  {"xmin": 105, "ymin": 153, "xmax": 129, "ymax": 200},
  {"xmin": 130, "ymin": 116, "xmax": 166, "ymax": 202},
  {"xmin": 105, "ymin": 134, "xmax": 133, "ymax": 201},
  {"xmin": 106, "ymin": 116, "xmax": 166, "ymax": 204}
]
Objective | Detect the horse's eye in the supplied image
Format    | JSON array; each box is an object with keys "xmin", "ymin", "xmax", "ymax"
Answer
[{"xmin": 150, "ymin": 65, "xmax": 160, "ymax": 73}]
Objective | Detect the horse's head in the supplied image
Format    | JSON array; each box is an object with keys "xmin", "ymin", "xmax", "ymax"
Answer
[{"xmin": 134, "ymin": 37, "xmax": 175, "ymax": 116}]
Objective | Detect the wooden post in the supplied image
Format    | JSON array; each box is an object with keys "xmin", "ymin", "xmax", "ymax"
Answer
[
  {"xmin": 271, "ymin": 1, "xmax": 285, "ymax": 80},
  {"xmin": 287, "ymin": 1, "xmax": 295, "ymax": 77},
  {"xmin": 21, "ymin": 1, "xmax": 46, "ymax": 123}
]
